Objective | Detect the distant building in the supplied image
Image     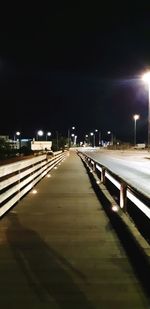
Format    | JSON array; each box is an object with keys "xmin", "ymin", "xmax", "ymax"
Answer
[
  {"xmin": 0, "ymin": 135, "xmax": 9, "ymax": 141},
  {"xmin": 0, "ymin": 135, "xmax": 18, "ymax": 149},
  {"xmin": 9, "ymin": 139, "xmax": 19, "ymax": 149},
  {"xmin": 31, "ymin": 140, "xmax": 52, "ymax": 152},
  {"xmin": 0, "ymin": 135, "xmax": 32, "ymax": 150}
]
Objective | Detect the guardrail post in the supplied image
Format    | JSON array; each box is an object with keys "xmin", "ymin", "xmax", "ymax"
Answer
[
  {"xmin": 120, "ymin": 182, "xmax": 127, "ymax": 211},
  {"xmin": 18, "ymin": 169, "xmax": 21, "ymax": 201},
  {"xmin": 85, "ymin": 156, "xmax": 88, "ymax": 165},
  {"xmin": 101, "ymin": 167, "xmax": 106, "ymax": 184},
  {"xmin": 88, "ymin": 158, "xmax": 91, "ymax": 169},
  {"xmin": 93, "ymin": 162, "xmax": 96, "ymax": 172}
]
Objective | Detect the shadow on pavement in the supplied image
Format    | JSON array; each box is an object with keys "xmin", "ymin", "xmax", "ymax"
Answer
[{"xmin": 6, "ymin": 213, "xmax": 93, "ymax": 309}]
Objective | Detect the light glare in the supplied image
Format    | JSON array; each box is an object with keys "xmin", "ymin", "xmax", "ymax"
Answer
[
  {"xmin": 142, "ymin": 72, "xmax": 150, "ymax": 84},
  {"xmin": 47, "ymin": 174, "xmax": 51, "ymax": 178},
  {"xmin": 112, "ymin": 205, "xmax": 119, "ymax": 212},
  {"xmin": 37, "ymin": 130, "xmax": 44, "ymax": 136},
  {"xmin": 133, "ymin": 114, "xmax": 140, "ymax": 121}
]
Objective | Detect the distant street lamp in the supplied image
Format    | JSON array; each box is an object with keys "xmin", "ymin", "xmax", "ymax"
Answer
[
  {"xmin": 142, "ymin": 71, "xmax": 150, "ymax": 149},
  {"xmin": 133, "ymin": 114, "xmax": 140, "ymax": 146},
  {"xmin": 107, "ymin": 131, "xmax": 113, "ymax": 145},
  {"xmin": 90, "ymin": 132, "xmax": 95, "ymax": 147},
  {"xmin": 85, "ymin": 134, "xmax": 89, "ymax": 145},
  {"xmin": 95, "ymin": 129, "xmax": 101, "ymax": 146},
  {"xmin": 37, "ymin": 130, "xmax": 44, "ymax": 140},
  {"xmin": 16, "ymin": 131, "xmax": 21, "ymax": 137},
  {"xmin": 75, "ymin": 135, "xmax": 77, "ymax": 145},
  {"xmin": 15, "ymin": 131, "xmax": 21, "ymax": 153},
  {"xmin": 68, "ymin": 126, "xmax": 75, "ymax": 148},
  {"xmin": 71, "ymin": 133, "xmax": 75, "ymax": 145},
  {"xmin": 46, "ymin": 131, "xmax": 51, "ymax": 140},
  {"xmin": 95, "ymin": 129, "xmax": 98, "ymax": 146}
]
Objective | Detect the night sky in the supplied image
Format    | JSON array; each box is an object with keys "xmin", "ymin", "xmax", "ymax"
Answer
[{"xmin": 0, "ymin": 3, "xmax": 150, "ymax": 142}]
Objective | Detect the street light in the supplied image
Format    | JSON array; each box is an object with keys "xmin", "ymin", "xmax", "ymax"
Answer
[
  {"xmin": 75, "ymin": 135, "xmax": 77, "ymax": 145},
  {"xmin": 133, "ymin": 114, "xmax": 140, "ymax": 146},
  {"xmin": 68, "ymin": 126, "xmax": 75, "ymax": 148},
  {"xmin": 95, "ymin": 129, "xmax": 99, "ymax": 145},
  {"xmin": 142, "ymin": 71, "xmax": 150, "ymax": 149},
  {"xmin": 94, "ymin": 129, "xmax": 101, "ymax": 146},
  {"xmin": 46, "ymin": 132, "xmax": 51, "ymax": 140},
  {"xmin": 85, "ymin": 134, "xmax": 89, "ymax": 145},
  {"xmin": 15, "ymin": 131, "xmax": 21, "ymax": 153},
  {"xmin": 90, "ymin": 132, "xmax": 95, "ymax": 147},
  {"xmin": 37, "ymin": 130, "xmax": 44, "ymax": 140},
  {"xmin": 107, "ymin": 131, "xmax": 113, "ymax": 145},
  {"xmin": 16, "ymin": 131, "xmax": 21, "ymax": 137},
  {"xmin": 71, "ymin": 133, "xmax": 75, "ymax": 145}
]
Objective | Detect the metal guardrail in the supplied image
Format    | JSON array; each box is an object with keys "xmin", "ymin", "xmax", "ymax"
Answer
[
  {"xmin": 78, "ymin": 151, "xmax": 150, "ymax": 220},
  {"xmin": 0, "ymin": 151, "xmax": 67, "ymax": 217}
]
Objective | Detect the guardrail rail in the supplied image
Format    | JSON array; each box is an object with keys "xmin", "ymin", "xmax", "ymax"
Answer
[
  {"xmin": 78, "ymin": 151, "xmax": 150, "ymax": 223},
  {"xmin": 0, "ymin": 151, "xmax": 67, "ymax": 217}
]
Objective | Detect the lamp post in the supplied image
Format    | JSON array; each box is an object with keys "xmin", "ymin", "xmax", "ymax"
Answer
[
  {"xmin": 71, "ymin": 133, "xmax": 75, "ymax": 146},
  {"xmin": 75, "ymin": 135, "xmax": 77, "ymax": 146},
  {"xmin": 142, "ymin": 72, "xmax": 150, "ymax": 149},
  {"xmin": 85, "ymin": 134, "xmax": 89, "ymax": 146},
  {"xmin": 68, "ymin": 126, "xmax": 75, "ymax": 148},
  {"xmin": 16, "ymin": 131, "xmax": 21, "ymax": 153},
  {"xmin": 94, "ymin": 129, "xmax": 101, "ymax": 146},
  {"xmin": 98, "ymin": 131, "xmax": 102, "ymax": 146},
  {"xmin": 46, "ymin": 132, "xmax": 51, "ymax": 141},
  {"xmin": 90, "ymin": 132, "xmax": 95, "ymax": 147},
  {"xmin": 14, "ymin": 131, "xmax": 21, "ymax": 141},
  {"xmin": 95, "ymin": 129, "xmax": 99, "ymax": 145},
  {"xmin": 37, "ymin": 130, "xmax": 44, "ymax": 140},
  {"xmin": 107, "ymin": 131, "xmax": 113, "ymax": 145},
  {"xmin": 133, "ymin": 114, "xmax": 140, "ymax": 146}
]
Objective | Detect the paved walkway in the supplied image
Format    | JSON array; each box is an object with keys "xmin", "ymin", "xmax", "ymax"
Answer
[{"xmin": 0, "ymin": 151, "xmax": 149, "ymax": 308}]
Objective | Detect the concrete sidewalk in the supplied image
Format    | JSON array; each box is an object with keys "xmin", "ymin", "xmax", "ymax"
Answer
[{"xmin": 0, "ymin": 151, "xmax": 149, "ymax": 308}]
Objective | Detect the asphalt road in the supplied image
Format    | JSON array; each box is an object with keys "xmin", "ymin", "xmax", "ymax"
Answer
[{"xmin": 83, "ymin": 149, "xmax": 150, "ymax": 199}]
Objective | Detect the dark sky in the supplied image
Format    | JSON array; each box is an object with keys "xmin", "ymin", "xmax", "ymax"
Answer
[{"xmin": 0, "ymin": 3, "xmax": 150, "ymax": 142}]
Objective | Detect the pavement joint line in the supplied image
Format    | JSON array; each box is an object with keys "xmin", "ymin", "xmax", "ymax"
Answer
[{"xmin": 78, "ymin": 152, "xmax": 150, "ymax": 260}]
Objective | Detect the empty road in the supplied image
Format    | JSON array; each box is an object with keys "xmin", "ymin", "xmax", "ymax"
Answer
[{"xmin": 82, "ymin": 149, "xmax": 150, "ymax": 199}]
